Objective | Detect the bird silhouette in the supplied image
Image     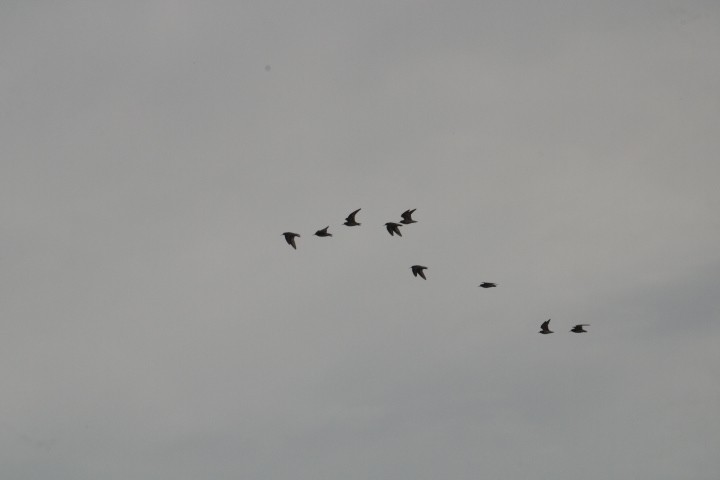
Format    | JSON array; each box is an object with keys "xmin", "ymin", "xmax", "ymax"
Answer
[
  {"xmin": 410, "ymin": 265, "xmax": 428, "ymax": 280},
  {"xmin": 385, "ymin": 222, "xmax": 403, "ymax": 236},
  {"xmin": 314, "ymin": 226, "xmax": 332, "ymax": 237},
  {"xmin": 400, "ymin": 209, "xmax": 417, "ymax": 224},
  {"xmin": 478, "ymin": 282, "xmax": 497, "ymax": 288},
  {"xmin": 343, "ymin": 208, "xmax": 361, "ymax": 226},
  {"xmin": 570, "ymin": 324, "xmax": 590, "ymax": 333},
  {"xmin": 282, "ymin": 232, "xmax": 300, "ymax": 249},
  {"xmin": 539, "ymin": 319, "xmax": 553, "ymax": 334}
]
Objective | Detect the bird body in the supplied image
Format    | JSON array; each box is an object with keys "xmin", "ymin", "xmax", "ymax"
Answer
[
  {"xmin": 385, "ymin": 222, "xmax": 403, "ymax": 236},
  {"xmin": 571, "ymin": 324, "xmax": 590, "ymax": 333},
  {"xmin": 344, "ymin": 208, "xmax": 361, "ymax": 226},
  {"xmin": 410, "ymin": 265, "xmax": 428, "ymax": 280},
  {"xmin": 539, "ymin": 319, "xmax": 553, "ymax": 334},
  {"xmin": 282, "ymin": 232, "xmax": 300, "ymax": 249},
  {"xmin": 400, "ymin": 209, "xmax": 417, "ymax": 224},
  {"xmin": 479, "ymin": 282, "xmax": 497, "ymax": 288},
  {"xmin": 314, "ymin": 226, "xmax": 332, "ymax": 237}
]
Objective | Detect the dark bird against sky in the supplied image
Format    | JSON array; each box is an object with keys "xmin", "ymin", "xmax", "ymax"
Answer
[
  {"xmin": 479, "ymin": 282, "xmax": 497, "ymax": 288},
  {"xmin": 282, "ymin": 232, "xmax": 300, "ymax": 250},
  {"xmin": 400, "ymin": 209, "xmax": 418, "ymax": 224},
  {"xmin": 570, "ymin": 324, "xmax": 590, "ymax": 333},
  {"xmin": 410, "ymin": 265, "xmax": 428, "ymax": 280},
  {"xmin": 385, "ymin": 222, "xmax": 403, "ymax": 236},
  {"xmin": 539, "ymin": 319, "xmax": 553, "ymax": 334},
  {"xmin": 314, "ymin": 226, "xmax": 332, "ymax": 237},
  {"xmin": 343, "ymin": 208, "xmax": 361, "ymax": 226}
]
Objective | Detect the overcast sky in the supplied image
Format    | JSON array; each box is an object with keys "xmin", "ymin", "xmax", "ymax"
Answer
[{"xmin": 2, "ymin": 1, "xmax": 719, "ymax": 479}]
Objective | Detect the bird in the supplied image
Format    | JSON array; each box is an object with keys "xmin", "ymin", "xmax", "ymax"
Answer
[
  {"xmin": 478, "ymin": 282, "xmax": 497, "ymax": 288},
  {"xmin": 410, "ymin": 265, "xmax": 428, "ymax": 280},
  {"xmin": 282, "ymin": 232, "xmax": 300, "ymax": 249},
  {"xmin": 385, "ymin": 222, "xmax": 403, "ymax": 236},
  {"xmin": 314, "ymin": 226, "xmax": 332, "ymax": 237},
  {"xmin": 400, "ymin": 209, "xmax": 417, "ymax": 224},
  {"xmin": 343, "ymin": 208, "xmax": 361, "ymax": 226},
  {"xmin": 539, "ymin": 319, "xmax": 553, "ymax": 334},
  {"xmin": 570, "ymin": 324, "xmax": 590, "ymax": 333}
]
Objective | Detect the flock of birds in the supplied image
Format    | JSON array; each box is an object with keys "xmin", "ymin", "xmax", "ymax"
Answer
[{"xmin": 283, "ymin": 208, "xmax": 590, "ymax": 335}]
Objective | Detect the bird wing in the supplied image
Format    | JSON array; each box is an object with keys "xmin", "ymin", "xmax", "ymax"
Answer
[
  {"xmin": 541, "ymin": 319, "xmax": 551, "ymax": 329},
  {"xmin": 400, "ymin": 209, "xmax": 416, "ymax": 220},
  {"xmin": 418, "ymin": 269, "xmax": 426, "ymax": 280},
  {"xmin": 346, "ymin": 209, "xmax": 361, "ymax": 221}
]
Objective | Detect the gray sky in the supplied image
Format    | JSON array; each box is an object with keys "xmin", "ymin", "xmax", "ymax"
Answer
[{"xmin": 2, "ymin": 1, "xmax": 719, "ymax": 478}]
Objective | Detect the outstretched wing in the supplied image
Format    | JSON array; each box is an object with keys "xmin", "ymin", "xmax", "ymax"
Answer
[
  {"xmin": 400, "ymin": 209, "xmax": 416, "ymax": 221},
  {"xmin": 283, "ymin": 233, "xmax": 298, "ymax": 249},
  {"xmin": 346, "ymin": 208, "xmax": 361, "ymax": 222}
]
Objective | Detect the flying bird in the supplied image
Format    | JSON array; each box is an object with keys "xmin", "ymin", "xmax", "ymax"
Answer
[
  {"xmin": 282, "ymin": 232, "xmax": 300, "ymax": 249},
  {"xmin": 385, "ymin": 222, "xmax": 403, "ymax": 236},
  {"xmin": 539, "ymin": 319, "xmax": 553, "ymax": 334},
  {"xmin": 344, "ymin": 208, "xmax": 361, "ymax": 226},
  {"xmin": 570, "ymin": 324, "xmax": 590, "ymax": 333},
  {"xmin": 400, "ymin": 209, "xmax": 417, "ymax": 224},
  {"xmin": 478, "ymin": 282, "xmax": 497, "ymax": 288},
  {"xmin": 314, "ymin": 226, "xmax": 332, "ymax": 237},
  {"xmin": 410, "ymin": 265, "xmax": 428, "ymax": 280}
]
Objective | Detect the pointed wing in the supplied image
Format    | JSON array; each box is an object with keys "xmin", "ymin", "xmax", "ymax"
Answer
[
  {"xmin": 283, "ymin": 234, "xmax": 298, "ymax": 249},
  {"xmin": 418, "ymin": 269, "xmax": 426, "ymax": 280},
  {"xmin": 346, "ymin": 208, "xmax": 361, "ymax": 222},
  {"xmin": 400, "ymin": 209, "xmax": 416, "ymax": 221},
  {"xmin": 541, "ymin": 319, "xmax": 551, "ymax": 330}
]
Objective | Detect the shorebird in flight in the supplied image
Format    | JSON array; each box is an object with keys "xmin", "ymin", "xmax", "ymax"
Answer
[
  {"xmin": 410, "ymin": 265, "xmax": 428, "ymax": 280},
  {"xmin": 478, "ymin": 282, "xmax": 497, "ymax": 288},
  {"xmin": 282, "ymin": 232, "xmax": 300, "ymax": 249},
  {"xmin": 314, "ymin": 226, "xmax": 332, "ymax": 237},
  {"xmin": 400, "ymin": 209, "xmax": 417, "ymax": 224},
  {"xmin": 539, "ymin": 319, "xmax": 553, "ymax": 335},
  {"xmin": 343, "ymin": 208, "xmax": 361, "ymax": 226},
  {"xmin": 385, "ymin": 222, "xmax": 403, "ymax": 236},
  {"xmin": 570, "ymin": 324, "xmax": 590, "ymax": 333}
]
